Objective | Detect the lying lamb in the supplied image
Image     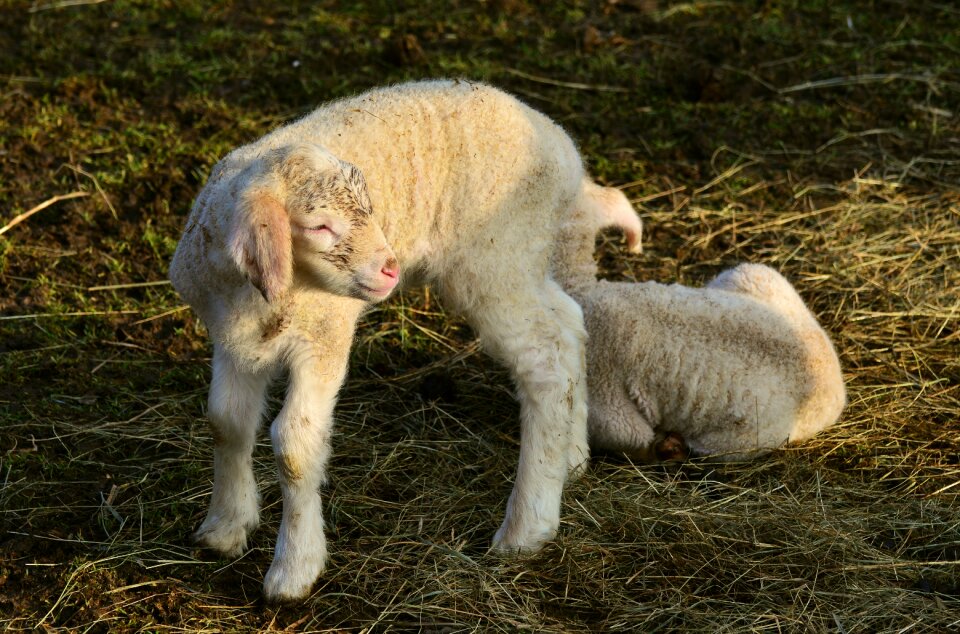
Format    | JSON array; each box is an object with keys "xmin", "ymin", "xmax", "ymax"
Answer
[
  {"xmin": 170, "ymin": 80, "xmax": 604, "ymax": 602},
  {"xmin": 558, "ymin": 183, "xmax": 846, "ymax": 461}
]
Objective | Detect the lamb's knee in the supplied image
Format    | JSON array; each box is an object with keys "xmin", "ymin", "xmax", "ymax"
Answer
[
  {"xmin": 270, "ymin": 414, "xmax": 332, "ymax": 486},
  {"xmin": 276, "ymin": 454, "xmax": 305, "ymax": 483},
  {"xmin": 208, "ymin": 390, "xmax": 266, "ymax": 452},
  {"xmin": 542, "ymin": 280, "xmax": 586, "ymax": 333},
  {"xmin": 477, "ymin": 292, "xmax": 583, "ymax": 376},
  {"xmin": 538, "ymin": 286, "xmax": 588, "ymax": 370},
  {"xmin": 511, "ymin": 323, "xmax": 584, "ymax": 395}
]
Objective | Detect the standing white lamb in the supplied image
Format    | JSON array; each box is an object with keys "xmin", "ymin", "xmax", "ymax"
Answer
[
  {"xmin": 169, "ymin": 80, "xmax": 601, "ymax": 602},
  {"xmin": 556, "ymin": 182, "xmax": 846, "ymax": 461}
]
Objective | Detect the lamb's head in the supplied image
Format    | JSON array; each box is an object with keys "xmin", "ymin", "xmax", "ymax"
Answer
[{"xmin": 228, "ymin": 143, "xmax": 400, "ymax": 304}]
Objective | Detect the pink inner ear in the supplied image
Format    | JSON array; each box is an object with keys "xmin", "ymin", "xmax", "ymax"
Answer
[{"xmin": 229, "ymin": 191, "xmax": 292, "ymax": 303}]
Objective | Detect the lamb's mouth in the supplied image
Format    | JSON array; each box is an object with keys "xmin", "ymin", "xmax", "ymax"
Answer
[{"xmin": 354, "ymin": 282, "xmax": 395, "ymax": 302}]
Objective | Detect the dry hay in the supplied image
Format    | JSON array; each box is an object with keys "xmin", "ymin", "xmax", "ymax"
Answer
[{"xmin": 5, "ymin": 171, "xmax": 956, "ymax": 632}]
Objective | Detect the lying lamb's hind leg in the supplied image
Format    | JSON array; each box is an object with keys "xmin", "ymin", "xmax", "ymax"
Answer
[
  {"xmin": 461, "ymin": 278, "xmax": 588, "ymax": 554},
  {"xmin": 194, "ymin": 346, "xmax": 270, "ymax": 557},
  {"xmin": 655, "ymin": 432, "xmax": 690, "ymax": 461},
  {"xmin": 262, "ymin": 340, "xmax": 351, "ymax": 604}
]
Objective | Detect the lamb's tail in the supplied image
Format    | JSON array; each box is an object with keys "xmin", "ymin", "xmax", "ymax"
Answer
[{"xmin": 580, "ymin": 178, "xmax": 643, "ymax": 254}]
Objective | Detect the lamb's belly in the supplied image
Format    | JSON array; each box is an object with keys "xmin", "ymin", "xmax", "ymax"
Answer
[{"xmin": 656, "ymin": 360, "xmax": 792, "ymax": 436}]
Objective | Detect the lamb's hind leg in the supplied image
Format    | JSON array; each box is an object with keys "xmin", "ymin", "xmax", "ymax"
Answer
[
  {"xmin": 458, "ymin": 277, "xmax": 588, "ymax": 553},
  {"xmin": 194, "ymin": 345, "xmax": 270, "ymax": 557}
]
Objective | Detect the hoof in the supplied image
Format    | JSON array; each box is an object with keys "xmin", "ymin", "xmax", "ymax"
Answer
[
  {"xmin": 262, "ymin": 557, "xmax": 324, "ymax": 604},
  {"xmin": 193, "ymin": 514, "xmax": 258, "ymax": 558},
  {"xmin": 655, "ymin": 432, "xmax": 690, "ymax": 462}
]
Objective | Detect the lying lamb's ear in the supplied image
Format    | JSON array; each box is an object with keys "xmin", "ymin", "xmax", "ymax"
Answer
[{"xmin": 228, "ymin": 183, "xmax": 293, "ymax": 303}]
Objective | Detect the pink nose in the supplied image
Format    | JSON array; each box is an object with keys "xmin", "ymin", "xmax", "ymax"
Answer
[{"xmin": 381, "ymin": 257, "xmax": 399, "ymax": 280}]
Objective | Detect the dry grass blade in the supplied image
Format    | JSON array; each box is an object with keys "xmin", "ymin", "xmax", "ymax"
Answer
[
  {"xmin": 0, "ymin": 309, "xmax": 139, "ymax": 320},
  {"xmin": 28, "ymin": 0, "xmax": 109, "ymax": 12},
  {"xmin": 779, "ymin": 73, "xmax": 957, "ymax": 94},
  {"xmin": 0, "ymin": 191, "xmax": 90, "ymax": 236},
  {"xmin": 61, "ymin": 163, "xmax": 119, "ymax": 219},
  {"xmin": 505, "ymin": 68, "xmax": 630, "ymax": 93},
  {"xmin": 87, "ymin": 280, "xmax": 172, "ymax": 292}
]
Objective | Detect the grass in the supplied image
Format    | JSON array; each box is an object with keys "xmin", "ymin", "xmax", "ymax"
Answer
[{"xmin": 1, "ymin": 0, "xmax": 958, "ymax": 631}]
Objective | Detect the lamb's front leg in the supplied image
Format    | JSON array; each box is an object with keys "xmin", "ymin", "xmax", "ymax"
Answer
[
  {"xmin": 194, "ymin": 346, "xmax": 270, "ymax": 557},
  {"xmin": 262, "ymin": 341, "xmax": 350, "ymax": 604}
]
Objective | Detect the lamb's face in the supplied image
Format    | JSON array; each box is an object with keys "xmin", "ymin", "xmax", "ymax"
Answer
[
  {"xmin": 228, "ymin": 143, "xmax": 399, "ymax": 304},
  {"xmin": 286, "ymin": 161, "xmax": 399, "ymax": 302}
]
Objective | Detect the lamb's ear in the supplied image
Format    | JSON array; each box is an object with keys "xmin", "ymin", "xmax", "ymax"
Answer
[{"xmin": 228, "ymin": 186, "xmax": 292, "ymax": 303}]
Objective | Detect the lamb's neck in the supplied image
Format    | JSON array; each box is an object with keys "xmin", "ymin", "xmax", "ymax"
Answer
[{"xmin": 551, "ymin": 213, "xmax": 600, "ymax": 302}]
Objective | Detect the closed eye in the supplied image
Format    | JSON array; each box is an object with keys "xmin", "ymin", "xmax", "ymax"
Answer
[
  {"xmin": 305, "ymin": 224, "xmax": 337, "ymax": 237},
  {"xmin": 292, "ymin": 220, "xmax": 343, "ymax": 250}
]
